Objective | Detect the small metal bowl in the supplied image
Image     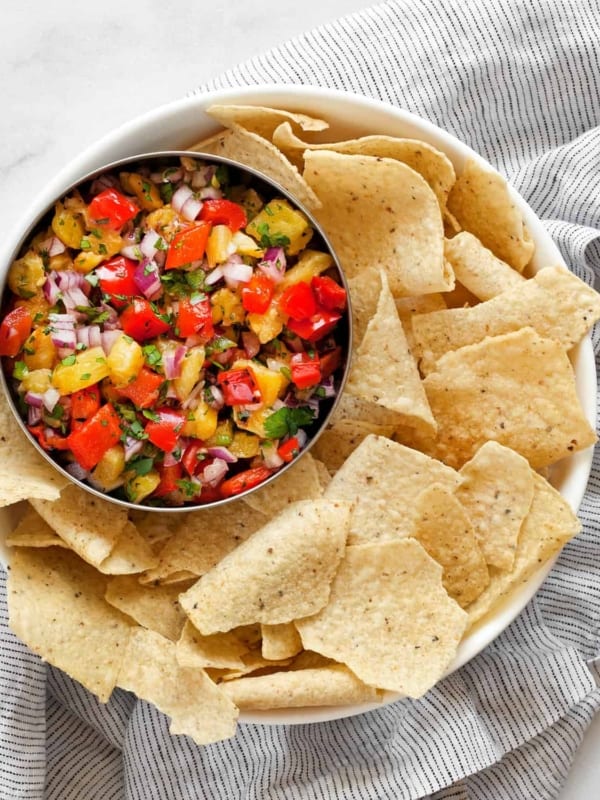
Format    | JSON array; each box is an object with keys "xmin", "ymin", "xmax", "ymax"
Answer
[{"xmin": 0, "ymin": 151, "xmax": 351, "ymax": 512}]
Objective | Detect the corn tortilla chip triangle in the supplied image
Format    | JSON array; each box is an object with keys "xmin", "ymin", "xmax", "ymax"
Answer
[
  {"xmin": 241, "ymin": 453, "xmax": 322, "ymax": 516},
  {"xmin": 117, "ymin": 628, "xmax": 238, "ymax": 745},
  {"xmin": 422, "ymin": 327, "xmax": 596, "ymax": 469},
  {"xmin": 303, "ymin": 150, "xmax": 452, "ymax": 296},
  {"xmin": 179, "ymin": 499, "xmax": 350, "ymax": 634},
  {"xmin": 207, "ymin": 104, "xmax": 328, "ymax": 142},
  {"xmin": 456, "ymin": 441, "xmax": 535, "ymax": 570},
  {"xmin": 312, "ymin": 419, "xmax": 395, "ymax": 475},
  {"xmin": 6, "ymin": 506, "xmax": 67, "ymax": 549},
  {"xmin": 444, "ymin": 232, "xmax": 525, "ymax": 301},
  {"xmin": 97, "ymin": 521, "xmax": 158, "ymax": 575},
  {"xmin": 105, "ymin": 575, "xmax": 189, "ymax": 641},
  {"xmin": 261, "ymin": 622, "xmax": 303, "ymax": 661},
  {"xmin": 411, "ymin": 484, "xmax": 489, "ymax": 607},
  {"xmin": 296, "ymin": 539, "xmax": 468, "ymax": 696},
  {"xmin": 176, "ymin": 620, "xmax": 249, "ymax": 670},
  {"xmin": 8, "ymin": 547, "xmax": 132, "ymax": 702}
]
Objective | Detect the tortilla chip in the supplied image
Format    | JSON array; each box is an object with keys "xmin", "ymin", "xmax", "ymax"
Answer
[
  {"xmin": 179, "ymin": 499, "xmax": 350, "ymax": 634},
  {"xmin": 261, "ymin": 622, "xmax": 303, "ymax": 661},
  {"xmin": 442, "ymin": 281, "xmax": 481, "ymax": 309},
  {"xmin": 242, "ymin": 453, "xmax": 322, "ymax": 516},
  {"xmin": 423, "ymin": 328, "xmax": 597, "ymax": 469},
  {"xmin": 313, "ymin": 458, "xmax": 333, "ymax": 489},
  {"xmin": 345, "ymin": 269, "xmax": 436, "ymax": 432},
  {"xmin": 221, "ymin": 665, "xmax": 380, "ymax": 709},
  {"xmin": 324, "ymin": 435, "xmax": 461, "ymax": 544},
  {"xmin": 413, "ymin": 266, "xmax": 600, "ymax": 373},
  {"xmin": 191, "ymin": 125, "xmax": 321, "ymax": 212},
  {"xmin": 303, "ymin": 150, "xmax": 452, "ymax": 296},
  {"xmin": 446, "ymin": 158, "xmax": 534, "ymax": 271},
  {"xmin": 97, "ymin": 521, "xmax": 158, "ymax": 575},
  {"xmin": 176, "ymin": 620, "xmax": 249, "ymax": 670},
  {"xmin": 456, "ymin": 441, "xmax": 534, "ymax": 570},
  {"xmin": 444, "ymin": 232, "xmax": 526, "ymax": 300},
  {"xmin": 347, "ymin": 268, "xmax": 384, "ymax": 344},
  {"xmin": 395, "ymin": 292, "xmax": 447, "ymax": 354},
  {"xmin": 117, "ymin": 628, "xmax": 238, "ymax": 745},
  {"xmin": 0, "ymin": 393, "xmax": 68, "ymax": 507},
  {"xmin": 139, "ymin": 503, "xmax": 267, "ymax": 585},
  {"xmin": 8, "ymin": 547, "xmax": 132, "ymax": 702},
  {"xmin": 207, "ymin": 104, "xmax": 328, "ymax": 142},
  {"xmin": 411, "ymin": 484, "xmax": 489, "ymax": 607},
  {"xmin": 467, "ymin": 472, "xmax": 581, "ymax": 625},
  {"xmin": 105, "ymin": 575, "xmax": 189, "ymax": 641},
  {"xmin": 6, "ymin": 506, "xmax": 67, "ymax": 548},
  {"xmin": 273, "ymin": 122, "xmax": 456, "ymax": 216},
  {"xmin": 30, "ymin": 484, "xmax": 128, "ymax": 567},
  {"xmin": 332, "ymin": 392, "xmax": 407, "ymax": 430},
  {"xmin": 131, "ymin": 511, "xmax": 182, "ymax": 553},
  {"xmin": 312, "ymin": 419, "xmax": 395, "ymax": 475},
  {"xmin": 296, "ymin": 539, "xmax": 467, "ymax": 696}
]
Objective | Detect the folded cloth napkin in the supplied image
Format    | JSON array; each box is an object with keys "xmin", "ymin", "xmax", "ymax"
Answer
[{"xmin": 2, "ymin": 0, "xmax": 600, "ymax": 798}]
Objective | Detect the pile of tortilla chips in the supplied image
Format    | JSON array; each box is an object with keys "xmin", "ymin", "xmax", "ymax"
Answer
[{"xmin": 2, "ymin": 103, "xmax": 599, "ymax": 746}]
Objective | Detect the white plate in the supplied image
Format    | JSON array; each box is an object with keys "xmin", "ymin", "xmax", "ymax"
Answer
[{"xmin": 0, "ymin": 85, "xmax": 596, "ymax": 725}]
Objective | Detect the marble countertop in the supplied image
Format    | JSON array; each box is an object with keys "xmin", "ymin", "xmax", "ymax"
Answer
[{"xmin": 2, "ymin": 1, "xmax": 598, "ymax": 797}]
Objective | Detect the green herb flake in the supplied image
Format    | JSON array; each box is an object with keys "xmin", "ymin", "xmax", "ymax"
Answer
[
  {"xmin": 130, "ymin": 457, "xmax": 154, "ymax": 476},
  {"xmin": 80, "ymin": 373, "xmax": 92, "ymax": 381},
  {"xmin": 61, "ymin": 355, "xmax": 77, "ymax": 366},
  {"xmin": 13, "ymin": 361, "xmax": 29, "ymax": 380},
  {"xmin": 263, "ymin": 406, "xmax": 315, "ymax": 440},
  {"xmin": 80, "ymin": 237, "xmax": 92, "ymax": 251}
]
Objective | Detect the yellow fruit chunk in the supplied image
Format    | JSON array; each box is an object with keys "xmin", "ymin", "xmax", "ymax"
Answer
[
  {"xmin": 52, "ymin": 347, "xmax": 109, "ymax": 395},
  {"xmin": 107, "ymin": 334, "xmax": 144, "ymax": 387}
]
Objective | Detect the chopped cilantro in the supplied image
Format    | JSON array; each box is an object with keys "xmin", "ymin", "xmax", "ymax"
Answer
[
  {"xmin": 205, "ymin": 336, "xmax": 236, "ymax": 355},
  {"xmin": 280, "ymin": 366, "xmax": 292, "ymax": 381},
  {"xmin": 61, "ymin": 355, "xmax": 76, "ymax": 366},
  {"xmin": 160, "ymin": 183, "xmax": 174, "ymax": 203},
  {"xmin": 75, "ymin": 305, "xmax": 110, "ymax": 324},
  {"xmin": 13, "ymin": 361, "xmax": 28, "ymax": 380},
  {"xmin": 177, "ymin": 479, "xmax": 200, "ymax": 498},
  {"xmin": 80, "ymin": 237, "xmax": 92, "ymax": 251},
  {"xmin": 142, "ymin": 409, "xmax": 160, "ymax": 422},
  {"xmin": 142, "ymin": 344, "xmax": 162, "ymax": 367},
  {"xmin": 80, "ymin": 373, "xmax": 91, "ymax": 380},
  {"xmin": 129, "ymin": 456, "xmax": 154, "ymax": 476},
  {"xmin": 263, "ymin": 406, "xmax": 315, "ymax": 439},
  {"xmin": 255, "ymin": 222, "xmax": 290, "ymax": 249}
]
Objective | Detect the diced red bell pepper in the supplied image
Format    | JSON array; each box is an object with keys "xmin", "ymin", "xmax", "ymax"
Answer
[
  {"xmin": 197, "ymin": 482, "xmax": 224, "ymax": 504},
  {"xmin": 217, "ymin": 368, "xmax": 261, "ymax": 406},
  {"xmin": 277, "ymin": 436, "xmax": 300, "ymax": 463},
  {"xmin": 290, "ymin": 352, "xmax": 321, "ymax": 389},
  {"xmin": 286, "ymin": 308, "xmax": 341, "ymax": 342},
  {"xmin": 176, "ymin": 296, "xmax": 214, "ymax": 339},
  {"xmin": 311, "ymin": 276, "xmax": 347, "ymax": 311},
  {"xmin": 70, "ymin": 384, "xmax": 101, "ymax": 421},
  {"xmin": 154, "ymin": 462, "xmax": 183, "ymax": 496},
  {"xmin": 120, "ymin": 298, "xmax": 171, "ymax": 341},
  {"xmin": 0, "ymin": 306, "xmax": 33, "ymax": 357},
  {"xmin": 68, "ymin": 403, "xmax": 122, "ymax": 470},
  {"xmin": 89, "ymin": 189, "xmax": 139, "ymax": 230},
  {"xmin": 241, "ymin": 273, "xmax": 275, "ymax": 314},
  {"xmin": 144, "ymin": 408, "xmax": 185, "ymax": 453},
  {"xmin": 96, "ymin": 256, "xmax": 139, "ymax": 308},
  {"xmin": 279, "ymin": 281, "xmax": 317, "ymax": 321},
  {"xmin": 319, "ymin": 346, "xmax": 342, "ymax": 379},
  {"xmin": 182, "ymin": 440, "xmax": 206, "ymax": 476},
  {"xmin": 28, "ymin": 425, "xmax": 71, "ymax": 452},
  {"xmin": 165, "ymin": 222, "xmax": 211, "ymax": 270},
  {"xmin": 220, "ymin": 466, "xmax": 274, "ymax": 497},
  {"xmin": 116, "ymin": 367, "xmax": 164, "ymax": 409},
  {"xmin": 199, "ymin": 199, "xmax": 247, "ymax": 232}
]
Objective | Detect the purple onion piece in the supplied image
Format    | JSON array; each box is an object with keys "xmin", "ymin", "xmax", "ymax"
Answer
[{"xmin": 206, "ymin": 446, "xmax": 237, "ymax": 464}]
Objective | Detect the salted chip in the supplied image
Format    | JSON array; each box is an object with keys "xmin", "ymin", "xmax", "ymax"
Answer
[
  {"xmin": 444, "ymin": 232, "xmax": 525, "ymax": 300},
  {"xmin": 303, "ymin": 150, "xmax": 453, "ymax": 296},
  {"xmin": 422, "ymin": 328, "xmax": 597, "ymax": 469},
  {"xmin": 176, "ymin": 620, "xmax": 249, "ymax": 670},
  {"xmin": 297, "ymin": 540, "xmax": 467, "ymax": 696},
  {"xmin": 221, "ymin": 665, "xmax": 379, "ymax": 709},
  {"xmin": 30, "ymin": 484, "xmax": 128, "ymax": 567},
  {"xmin": 411, "ymin": 484, "xmax": 489, "ymax": 607},
  {"xmin": 8, "ymin": 547, "xmax": 132, "ymax": 702},
  {"xmin": 447, "ymin": 158, "xmax": 534, "ymax": 271},
  {"xmin": 6, "ymin": 506, "xmax": 67, "ymax": 548},
  {"xmin": 0, "ymin": 393, "xmax": 68, "ymax": 507},
  {"xmin": 467, "ymin": 472, "xmax": 581, "ymax": 625},
  {"xmin": 131, "ymin": 511, "xmax": 182, "ymax": 553},
  {"xmin": 413, "ymin": 266, "xmax": 600, "ymax": 372},
  {"xmin": 97, "ymin": 521, "xmax": 158, "ymax": 575},
  {"xmin": 312, "ymin": 419, "xmax": 395, "ymax": 475},
  {"xmin": 139, "ymin": 503, "xmax": 267, "ymax": 585},
  {"xmin": 105, "ymin": 576, "xmax": 189, "ymax": 641},
  {"xmin": 273, "ymin": 122, "xmax": 456, "ymax": 216},
  {"xmin": 179, "ymin": 499, "xmax": 350, "ymax": 634},
  {"xmin": 117, "ymin": 628, "xmax": 238, "ymax": 745},
  {"xmin": 348, "ymin": 268, "xmax": 384, "ymax": 344},
  {"xmin": 345, "ymin": 269, "xmax": 436, "ymax": 432},
  {"xmin": 324, "ymin": 435, "xmax": 460, "ymax": 544},
  {"xmin": 332, "ymin": 392, "xmax": 408, "ymax": 430},
  {"xmin": 456, "ymin": 441, "xmax": 534, "ymax": 570},
  {"xmin": 394, "ymin": 292, "xmax": 447, "ymax": 354},
  {"xmin": 313, "ymin": 458, "xmax": 332, "ymax": 489},
  {"xmin": 242, "ymin": 453, "xmax": 322, "ymax": 516},
  {"xmin": 261, "ymin": 622, "xmax": 303, "ymax": 661},
  {"xmin": 207, "ymin": 104, "xmax": 328, "ymax": 141},
  {"xmin": 191, "ymin": 124, "xmax": 320, "ymax": 211}
]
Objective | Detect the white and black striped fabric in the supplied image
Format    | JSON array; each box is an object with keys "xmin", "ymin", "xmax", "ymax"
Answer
[{"xmin": 2, "ymin": 1, "xmax": 600, "ymax": 797}]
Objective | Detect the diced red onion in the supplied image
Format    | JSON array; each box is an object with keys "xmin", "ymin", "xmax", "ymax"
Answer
[
  {"xmin": 43, "ymin": 274, "xmax": 61, "ymax": 304},
  {"xmin": 184, "ymin": 333, "xmax": 205, "ymax": 348},
  {"xmin": 124, "ymin": 437, "xmax": 144, "ymax": 461},
  {"xmin": 101, "ymin": 330, "xmax": 122, "ymax": 354},
  {"xmin": 39, "ymin": 236, "xmax": 66, "ymax": 257},
  {"xmin": 163, "ymin": 445, "xmax": 184, "ymax": 467},
  {"xmin": 42, "ymin": 387, "xmax": 60, "ymax": 413},
  {"xmin": 267, "ymin": 357, "xmax": 288, "ymax": 373},
  {"xmin": 57, "ymin": 346, "xmax": 75, "ymax": 359},
  {"xmin": 296, "ymin": 429, "xmax": 308, "ymax": 449},
  {"xmin": 99, "ymin": 303, "xmax": 120, "ymax": 330},
  {"xmin": 66, "ymin": 462, "xmax": 89, "ymax": 481},
  {"xmin": 171, "ymin": 185, "xmax": 194, "ymax": 213},
  {"xmin": 54, "ymin": 271, "xmax": 90, "ymax": 309},
  {"xmin": 76, "ymin": 327, "xmax": 90, "ymax": 349},
  {"xmin": 222, "ymin": 257, "xmax": 253, "ymax": 289},
  {"xmin": 120, "ymin": 240, "xmax": 143, "ymax": 260},
  {"xmin": 140, "ymin": 229, "xmax": 162, "ymax": 258},
  {"xmin": 182, "ymin": 380, "xmax": 206, "ymax": 410},
  {"xmin": 50, "ymin": 312, "xmax": 77, "ymax": 349},
  {"xmin": 262, "ymin": 444, "xmax": 284, "ymax": 469},
  {"xmin": 257, "ymin": 247, "xmax": 286, "ymax": 284},
  {"xmin": 24, "ymin": 391, "xmax": 44, "ymax": 408},
  {"xmin": 205, "ymin": 266, "xmax": 224, "ymax": 286},
  {"xmin": 88, "ymin": 325, "xmax": 102, "ymax": 348},
  {"xmin": 163, "ymin": 345, "xmax": 187, "ymax": 380},
  {"xmin": 27, "ymin": 405, "xmax": 42, "ymax": 426},
  {"xmin": 202, "ymin": 458, "xmax": 229, "ymax": 487},
  {"xmin": 181, "ymin": 195, "xmax": 203, "ymax": 221},
  {"xmin": 199, "ymin": 186, "xmax": 222, "ymax": 200},
  {"xmin": 318, "ymin": 375, "xmax": 336, "ymax": 398},
  {"xmin": 150, "ymin": 167, "xmax": 183, "ymax": 183},
  {"xmin": 204, "ymin": 384, "xmax": 224, "ymax": 411},
  {"xmin": 206, "ymin": 446, "xmax": 237, "ymax": 463},
  {"xmin": 305, "ymin": 396, "xmax": 320, "ymax": 416},
  {"xmin": 134, "ymin": 259, "xmax": 162, "ymax": 300},
  {"xmin": 241, "ymin": 331, "xmax": 260, "ymax": 359}
]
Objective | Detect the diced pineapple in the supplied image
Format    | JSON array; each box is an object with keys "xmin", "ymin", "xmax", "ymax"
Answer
[
  {"xmin": 73, "ymin": 251, "xmax": 105, "ymax": 273},
  {"xmin": 228, "ymin": 431, "xmax": 260, "ymax": 459},
  {"xmin": 52, "ymin": 347, "xmax": 110, "ymax": 395},
  {"xmin": 91, "ymin": 445, "xmax": 126, "ymax": 491},
  {"xmin": 182, "ymin": 401, "xmax": 218, "ymax": 440},
  {"xmin": 127, "ymin": 471, "xmax": 161, "ymax": 503},
  {"xmin": 276, "ymin": 250, "xmax": 333, "ymax": 291},
  {"xmin": 145, "ymin": 207, "xmax": 180, "ymax": 242},
  {"xmin": 51, "ymin": 201, "xmax": 86, "ymax": 248},
  {"xmin": 23, "ymin": 328, "xmax": 57, "ymax": 371},
  {"xmin": 206, "ymin": 225, "xmax": 233, "ymax": 267},
  {"xmin": 8, "ymin": 251, "xmax": 46, "ymax": 299},
  {"xmin": 119, "ymin": 172, "xmax": 163, "ymax": 211},
  {"xmin": 231, "ymin": 231, "xmax": 265, "ymax": 258},
  {"xmin": 107, "ymin": 334, "xmax": 144, "ymax": 387},
  {"xmin": 173, "ymin": 346, "xmax": 205, "ymax": 401},
  {"xmin": 232, "ymin": 358, "xmax": 289, "ymax": 407},
  {"xmin": 232, "ymin": 405, "xmax": 272, "ymax": 438},
  {"xmin": 245, "ymin": 199, "xmax": 313, "ymax": 256},
  {"xmin": 77, "ymin": 228, "xmax": 122, "ymax": 271},
  {"xmin": 206, "ymin": 418, "xmax": 233, "ymax": 447},
  {"xmin": 247, "ymin": 303, "xmax": 286, "ymax": 344},
  {"xmin": 48, "ymin": 252, "xmax": 74, "ymax": 272},
  {"xmin": 211, "ymin": 288, "xmax": 245, "ymax": 325},
  {"xmin": 20, "ymin": 368, "xmax": 52, "ymax": 394},
  {"xmin": 15, "ymin": 294, "xmax": 51, "ymax": 324}
]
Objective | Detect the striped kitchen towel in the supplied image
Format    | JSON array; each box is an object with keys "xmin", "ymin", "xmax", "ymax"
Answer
[{"xmin": 1, "ymin": 0, "xmax": 600, "ymax": 797}]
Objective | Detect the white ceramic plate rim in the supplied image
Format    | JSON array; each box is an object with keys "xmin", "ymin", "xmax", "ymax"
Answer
[{"xmin": 0, "ymin": 84, "xmax": 595, "ymax": 726}]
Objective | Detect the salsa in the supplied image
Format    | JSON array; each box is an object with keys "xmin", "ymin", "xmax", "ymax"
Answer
[{"xmin": 0, "ymin": 155, "xmax": 348, "ymax": 506}]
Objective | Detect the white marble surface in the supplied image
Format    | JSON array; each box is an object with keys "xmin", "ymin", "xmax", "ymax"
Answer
[{"xmin": 1, "ymin": 1, "xmax": 598, "ymax": 797}]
